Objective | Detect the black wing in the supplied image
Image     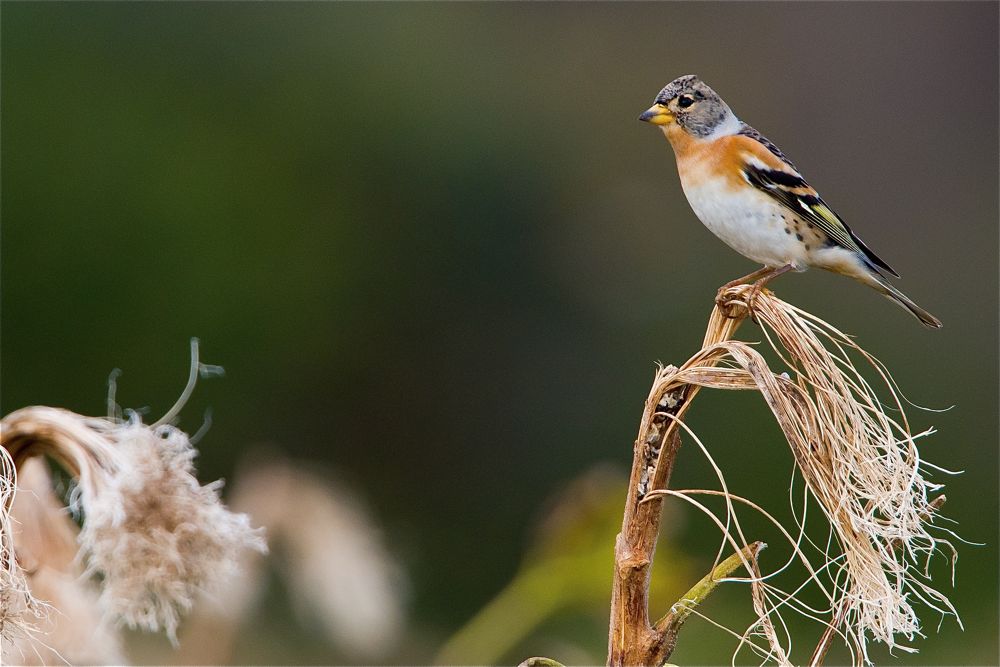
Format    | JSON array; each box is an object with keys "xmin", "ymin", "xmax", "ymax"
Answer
[{"xmin": 741, "ymin": 150, "xmax": 899, "ymax": 278}]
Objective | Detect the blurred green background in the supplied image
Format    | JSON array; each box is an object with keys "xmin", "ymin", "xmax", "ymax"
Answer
[{"xmin": 2, "ymin": 2, "xmax": 996, "ymax": 665}]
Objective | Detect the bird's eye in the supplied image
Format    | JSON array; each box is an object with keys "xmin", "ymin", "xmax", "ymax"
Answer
[{"xmin": 677, "ymin": 95, "xmax": 695, "ymax": 109}]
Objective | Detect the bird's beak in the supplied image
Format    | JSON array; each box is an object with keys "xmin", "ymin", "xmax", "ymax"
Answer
[{"xmin": 638, "ymin": 103, "xmax": 673, "ymax": 126}]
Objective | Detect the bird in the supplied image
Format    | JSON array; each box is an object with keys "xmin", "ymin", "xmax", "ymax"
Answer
[{"xmin": 638, "ymin": 75, "xmax": 941, "ymax": 328}]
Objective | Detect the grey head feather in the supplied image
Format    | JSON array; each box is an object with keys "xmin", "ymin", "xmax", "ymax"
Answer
[{"xmin": 653, "ymin": 75, "xmax": 737, "ymax": 138}]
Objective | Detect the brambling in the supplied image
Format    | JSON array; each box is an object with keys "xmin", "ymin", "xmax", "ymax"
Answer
[{"xmin": 639, "ymin": 75, "xmax": 941, "ymax": 328}]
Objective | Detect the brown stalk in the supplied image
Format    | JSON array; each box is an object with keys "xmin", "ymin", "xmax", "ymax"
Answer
[{"xmin": 606, "ymin": 291, "xmax": 752, "ymax": 667}]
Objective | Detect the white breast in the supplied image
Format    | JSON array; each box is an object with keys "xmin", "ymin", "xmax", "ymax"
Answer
[{"xmin": 679, "ymin": 174, "xmax": 810, "ymax": 269}]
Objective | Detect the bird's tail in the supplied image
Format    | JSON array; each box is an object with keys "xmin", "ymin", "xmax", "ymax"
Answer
[{"xmin": 864, "ymin": 272, "xmax": 943, "ymax": 329}]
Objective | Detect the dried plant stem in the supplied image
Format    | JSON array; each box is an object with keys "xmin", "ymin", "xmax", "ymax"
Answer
[
  {"xmin": 517, "ymin": 657, "xmax": 567, "ymax": 667},
  {"xmin": 606, "ymin": 411, "xmax": 680, "ymax": 667},
  {"xmin": 607, "ymin": 281, "xmax": 953, "ymax": 665},
  {"xmin": 648, "ymin": 541, "xmax": 766, "ymax": 666},
  {"xmin": 810, "ymin": 599, "xmax": 852, "ymax": 667},
  {"xmin": 607, "ymin": 298, "xmax": 753, "ymax": 667}
]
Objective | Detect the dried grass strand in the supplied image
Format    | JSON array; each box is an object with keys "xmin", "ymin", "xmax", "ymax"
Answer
[{"xmin": 639, "ymin": 284, "xmax": 958, "ymax": 664}]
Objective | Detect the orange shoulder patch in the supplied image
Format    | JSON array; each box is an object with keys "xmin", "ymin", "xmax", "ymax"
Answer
[
  {"xmin": 675, "ymin": 135, "xmax": 759, "ymax": 189},
  {"xmin": 669, "ymin": 130, "xmax": 804, "ymax": 192},
  {"xmin": 724, "ymin": 135, "xmax": 792, "ymax": 172}
]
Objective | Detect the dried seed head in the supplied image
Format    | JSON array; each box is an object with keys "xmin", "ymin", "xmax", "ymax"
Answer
[
  {"xmin": 78, "ymin": 419, "xmax": 266, "ymax": 642},
  {"xmin": 1, "ymin": 343, "xmax": 267, "ymax": 654}
]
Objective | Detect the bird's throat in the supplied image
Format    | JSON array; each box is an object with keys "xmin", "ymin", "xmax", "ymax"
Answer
[{"xmin": 661, "ymin": 123, "xmax": 700, "ymax": 155}]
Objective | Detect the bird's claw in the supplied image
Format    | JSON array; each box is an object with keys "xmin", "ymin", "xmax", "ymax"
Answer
[
  {"xmin": 715, "ymin": 284, "xmax": 748, "ymax": 320},
  {"xmin": 715, "ymin": 281, "xmax": 769, "ymax": 323}
]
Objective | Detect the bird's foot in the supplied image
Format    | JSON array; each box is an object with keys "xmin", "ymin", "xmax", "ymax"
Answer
[
  {"xmin": 716, "ymin": 266, "xmax": 773, "ymax": 314},
  {"xmin": 715, "ymin": 264, "xmax": 794, "ymax": 321},
  {"xmin": 746, "ymin": 264, "xmax": 794, "ymax": 319},
  {"xmin": 744, "ymin": 281, "xmax": 771, "ymax": 322},
  {"xmin": 715, "ymin": 285, "xmax": 751, "ymax": 320}
]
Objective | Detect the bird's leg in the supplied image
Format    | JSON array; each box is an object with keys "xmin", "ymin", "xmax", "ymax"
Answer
[
  {"xmin": 745, "ymin": 263, "xmax": 794, "ymax": 309},
  {"xmin": 721, "ymin": 265, "xmax": 775, "ymax": 291},
  {"xmin": 716, "ymin": 265, "xmax": 776, "ymax": 309},
  {"xmin": 753, "ymin": 263, "xmax": 794, "ymax": 288}
]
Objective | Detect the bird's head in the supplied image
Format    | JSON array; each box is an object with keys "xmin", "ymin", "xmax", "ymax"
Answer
[{"xmin": 638, "ymin": 75, "xmax": 738, "ymax": 139}]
